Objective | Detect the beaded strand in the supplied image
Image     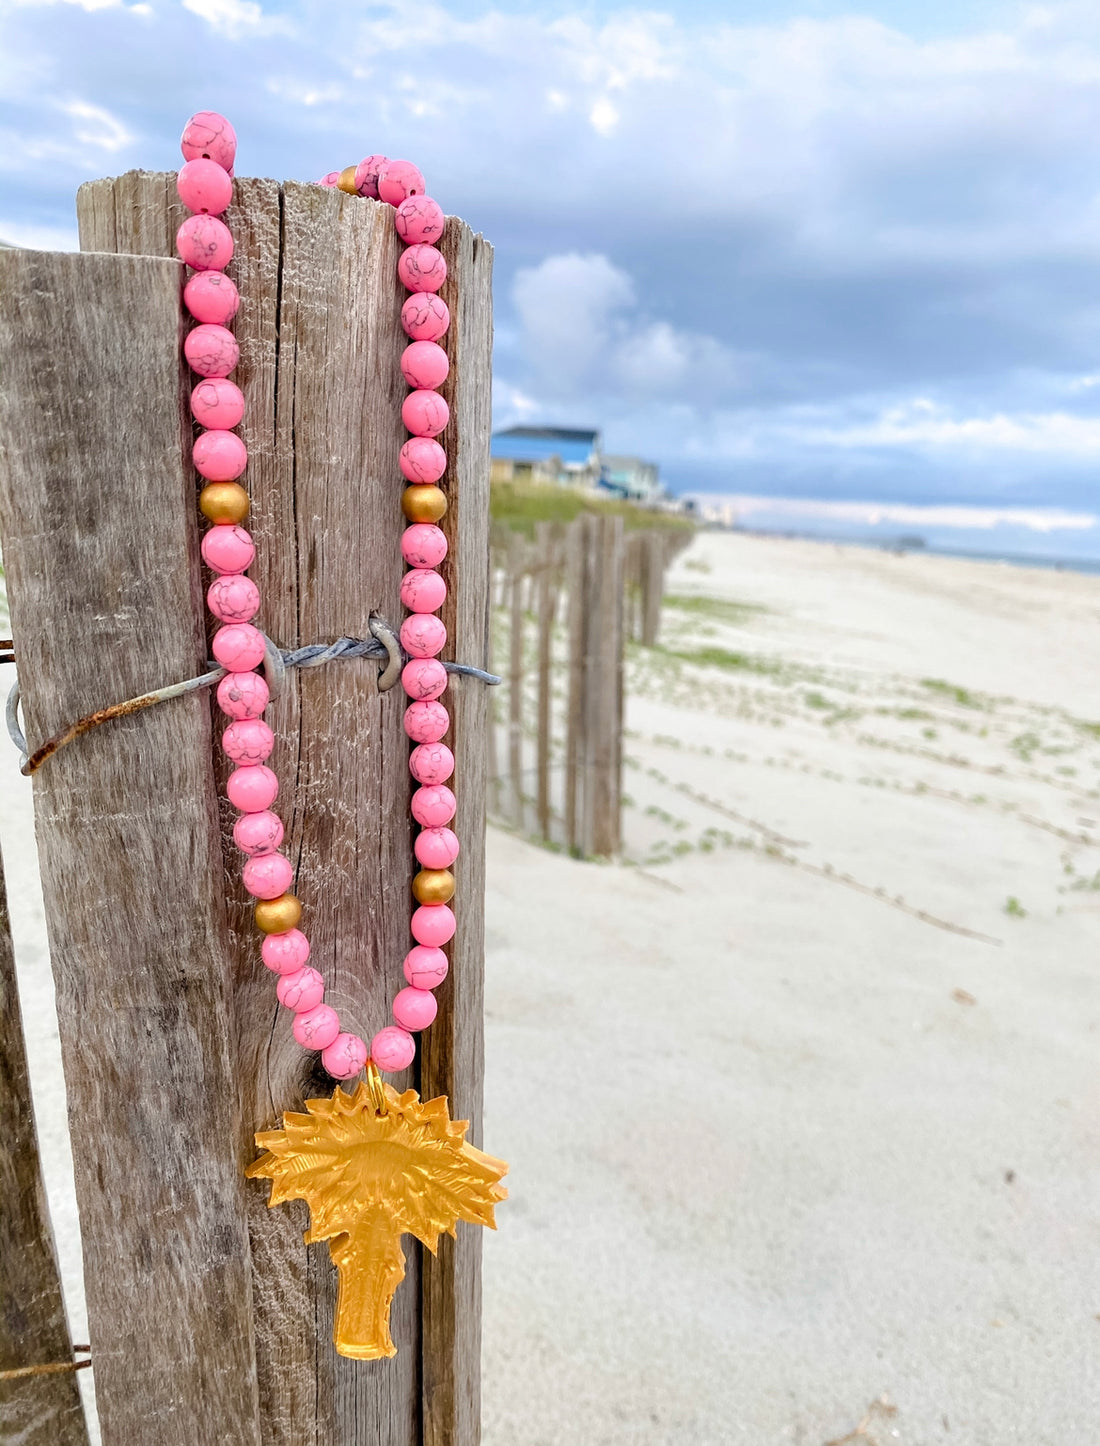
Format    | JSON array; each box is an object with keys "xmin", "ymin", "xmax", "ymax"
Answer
[
  {"xmin": 176, "ymin": 115, "xmax": 461, "ymax": 1081},
  {"xmin": 321, "ymin": 155, "xmax": 460, "ymax": 1074}
]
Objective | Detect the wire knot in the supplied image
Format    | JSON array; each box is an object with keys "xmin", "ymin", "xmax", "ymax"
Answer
[{"xmin": 4, "ymin": 623, "xmax": 500, "ymax": 775}]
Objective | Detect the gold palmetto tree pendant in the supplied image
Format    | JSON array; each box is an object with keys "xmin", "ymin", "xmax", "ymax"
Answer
[{"xmin": 247, "ymin": 1071, "xmax": 508, "ymax": 1359}]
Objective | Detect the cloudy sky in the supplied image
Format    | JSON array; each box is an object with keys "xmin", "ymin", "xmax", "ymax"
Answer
[{"xmin": 3, "ymin": 0, "xmax": 1100, "ymax": 547}]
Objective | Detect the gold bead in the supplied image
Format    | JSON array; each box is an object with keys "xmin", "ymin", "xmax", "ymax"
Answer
[
  {"xmin": 402, "ymin": 484, "xmax": 447, "ymax": 523},
  {"xmin": 200, "ymin": 482, "xmax": 250, "ymax": 525},
  {"xmin": 412, "ymin": 868, "xmax": 455, "ymax": 905},
  {"xmin": 255, "ymin": 894, "xmax": 302, "ymax": 934},
  {"xmin": 337, "ymin": 165, "xmax": 359, "ymax": 195}
]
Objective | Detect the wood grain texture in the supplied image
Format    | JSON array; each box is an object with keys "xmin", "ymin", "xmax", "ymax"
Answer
[
  {"xmin": 508, "ymin": 544, "xmax": 524, "ymax": 831},
  {"xmin": 0, "ymin": 842, "xmax": 90, "ymax": 1446},
  {"xmin": 421, "ymin": 219, "xmax": 494, "ymax": 1446},
  {"xmin": 0, "ymin": 247, "xmax": 263, "ymax": 1445},
  {"xmin": 73, "ymin": 172, "xmax": 493, "ymax": 1443}
]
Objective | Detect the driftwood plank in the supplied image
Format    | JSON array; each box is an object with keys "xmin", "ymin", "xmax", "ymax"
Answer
[
  {"xmin": 73, "ymin": 172, "xmax": 492, "ymax": 1442},
  {"xmin": 0, "ymin": 247, "xmax": 263, "ymax": 1444},
  {"xmin": 0, "ymin": 841, "xmax": 90, "ymax": 1446}
]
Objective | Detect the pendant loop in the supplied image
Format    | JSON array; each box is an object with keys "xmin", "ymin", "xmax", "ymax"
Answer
[{"xmin": 365, "ymin": 1059, "xmax": 388, "ymax": 1115}]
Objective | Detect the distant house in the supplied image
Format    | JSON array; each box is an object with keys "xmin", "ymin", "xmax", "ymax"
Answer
[
  {"xmin": 600, "ymin": 454, "xmax": 663, "ymax": 503},
  {"xmin": 490, "ymin": 426, "xmax": 602, "ymax": 490}
]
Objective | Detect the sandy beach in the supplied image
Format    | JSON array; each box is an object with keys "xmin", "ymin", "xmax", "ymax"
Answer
[{"xmin": 5, "ymin": 530, "xmax": 1100, "ymax": 1444}]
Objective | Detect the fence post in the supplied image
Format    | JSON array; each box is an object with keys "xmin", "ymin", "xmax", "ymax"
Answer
[
  {"xmin": 534, "ymin": 522, "xmax": 557, "ymax": 841},
  {"xmin": 0, "ymin": 171, "xmax": 492, "ymax": 1446},
  {"xmin": 507, "ymin": 534, "xmax": 525, "ymax": 831},
  {"xmin": 0, "ymin": 842, "xmax": 90, "ymax": 1446}
]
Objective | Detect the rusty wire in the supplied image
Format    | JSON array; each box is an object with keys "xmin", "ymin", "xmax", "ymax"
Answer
[{"xmin": 3, "ymin": 618, "xmax": 499, "ymax": 776}]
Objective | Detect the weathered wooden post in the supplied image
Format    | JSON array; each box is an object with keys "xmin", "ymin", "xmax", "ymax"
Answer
[
  {"xmin": 564, "ymin": 515, "xmax": 624, "ymax": 857},
  {"xmin": 533, "ymin": 521, "xmax": 560, "ymax": 841},
  {"xmin": 0, "ymin": 171, "xmax": 492, "ymax": 1445},
  {"xmin": 506, "ymin": 533, "xmax": 525, "ymax": 831},
  {"xmin": 0, "ymin": 844, "xmax": 90, "ymax": 1445}
]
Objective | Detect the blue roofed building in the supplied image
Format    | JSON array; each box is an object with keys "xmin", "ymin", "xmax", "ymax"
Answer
[{"xmin": 490, "ymin": 426, "xmax": 603, "ymax": 490}]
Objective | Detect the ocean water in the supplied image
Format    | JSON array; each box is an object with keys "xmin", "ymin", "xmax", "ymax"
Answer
[
  {"xmin": 727, "ymin": 527, "xmax": 1100, "ymax": 576},
  {"xmin": 686, "ymin": 493, "xmax": 1100, "ymax": 577}
]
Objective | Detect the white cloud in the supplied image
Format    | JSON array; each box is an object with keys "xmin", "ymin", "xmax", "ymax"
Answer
[
  {"xmin": 181, "ymin": 0, "xmax": 288, "ymax": 39},
  {"xmin": 691, "ymin": 493, "xmax": 1098, "ymax": 535},
  {"xmin": 589, "ymin": 98, "xmax": 619, "ymax": 136},
  {"xmin": 60, "ymin": 99, "xmax": 131, "ymax": 152},
  {"xmin": 806, "ymin": 401, "xmax": 1100, "ymax": 456},
  {"xmin": 512, "ymin": 252, "xmax": 741, "ymax": 403},
  {"xmin": 10, "ymin": 0, "xmax": 126, "ymax": 9}
]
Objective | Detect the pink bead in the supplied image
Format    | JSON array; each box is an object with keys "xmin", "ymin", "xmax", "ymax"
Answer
[
  {"xmin": 207, "ymin": 574, "xmax": 260, "ymax": 623},
  {"xmin": 318, "ymin": 171, "xmax": 341, "ymax": 188},
  {"xmin": 322, "ymin": 1032, "xmax": 369, "ymax": 1079},
  {"xmin": 393, "ymin": 985, "xmax": 437, "ymax": 1032},
  {"xmin": 401, "ymin": 293, "xmax": 450, "ymax": 343},
  {"xmin": 404, "ymin": 700, "xmax": 449, "ymax": 744},
  {"xmin": 223, "ymin": 717, "xmax": 274, "ymax": 764},
  {"xmin": 194, "ymin": 428, "xmax": 247, "ymax": 481},
  {"xmin": 201, "ymin": 523, "xmax": 254, "ymax": 574},
  {"xmin": 226, "ymin": 764, "xmax": 278, "ymax": 812},
  {"xmin": 402, "ymin": 658, "xmax": 447, "ymax": 702},
  {"xmin": 400, "ymin": 613, "xmax": 446, "ymax": 659},
  {"xmin": 233, "ymin": 808, "xmax": 284, "ymax": 855},
  {"xmin": 398, "ymin": 244, "xmax": 447, "ymax": 294},
  {"xmin": 277, "ymin": 966, "xmax": 325, "ymax": 1013},
  {"xmin": 217, "ymin": 670, "xmax": 269, "ymax": 719},
  {"xmin": 213, "ymin": 622, "xmax": 266, "ymax": 671},
  {"xmin": 403, "ymin": 945, "xmax": 449, "ymax": 990},
  {"xmin": 402, "ymin": 389, "xmax": 449, "ymax": 437},
  {"xmin": 177, "ymin": 157, "xmax": 233, "ymax": 215},
  {"xmin": 415, "ymin": 826, "xmax": 460, "ymax": 868},
  {"xmin": 401, "ymin": 523, "xmax": 448, "ymax": 569},
  {"xmin": 395, "ymin": 194, "xmax": 445, "ymax": 246},
  {"xmin": 400, "ymin": 567, "xmax": 447, "ymax": 613},
  {"xmin": 354, "ymin": 154, "xmax": 388, "ymax": 198},
  {"xmin": 411, "ymin": 903, "xmax": 456, "ymax": 947},
  {"xmin": 371, "ymin": 1025, "xmax": 416, "ymax": 1073},
  {"xmin": 400, "ymin": 437, "xmax": 447, "ymax": 483},
  {"xmin": 191, "ymin": 377, "xmax": 244, "ymax": 430},
  {"xmin": 184, "ymin": 270, "xmax": 240, "ymax": 326},
  {"xmin": 184, "ymin": 323, "xmax": 239, "ymax": 378},
  {"xmin": 378, "ymin": 159, "xmax": 426, "ymax": 206},
  {"xmin": 401, "ymin": 341, "xmax": 449, "ymax": 390},
  {"xmin": 176, "ymin": 214, "xmax": 234, "ymax": 272},
  {"xmin": 294, "ymin": 1004, "xmax": 341, "ymax": 1051},
  {"xmin": 180, "ymin": 110, "xmax": 237, "ymax": 171},
  {"xmin": 262, "ymin": 928, "xmax": 310, "ymax": 974},
  {"xmin": 409, "ymin": 742, "xmax": 455, "ymax": 784},
  {"xmin": 411, "ymin": 785, "xmax": 456, "ymax": 828},
  {"xmin": 243, "ymin": 851, "xmax": 294, "ymax": 900}
]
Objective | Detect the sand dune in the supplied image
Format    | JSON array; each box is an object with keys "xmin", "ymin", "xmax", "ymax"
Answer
[{"xmin": 481, "ymin": 533, "xmax": 1100, "ymax": 1445}]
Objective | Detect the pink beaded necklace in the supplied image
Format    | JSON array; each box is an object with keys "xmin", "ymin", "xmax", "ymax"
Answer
[{"xmin": 174, "ymin": 111, "xmax": 506, "ymax": 1362}]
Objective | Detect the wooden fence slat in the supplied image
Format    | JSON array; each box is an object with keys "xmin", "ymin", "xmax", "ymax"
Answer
[
  {"xmin": 0, "ymin": 841, "xmax": 90, "ymax": 1446},
  {"xmin": 563, "ymin": 519, "xmax": 584, "ymax": 854},
  {"xmin": 508, "ymin": 536, "xmax": 524, "ymax": 831},
  {"xmin": 0, "ymin": 247, "xmax": 264, "ymax": 1446},
  {"xmin": 534, "ymin": 522, "xmax": 555, "ymax": 841},
  {"xmin": 589, "ymin": 517, "xmax": 624, "ymax": 856},
  {"xmin": 490, "ymin": 518, "xmax": 690, "ymax": 855}
]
